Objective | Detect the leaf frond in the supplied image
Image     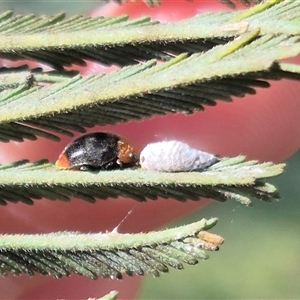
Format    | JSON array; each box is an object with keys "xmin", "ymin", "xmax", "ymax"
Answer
[
  {"xmin": 0, "ymin": 66, "xmax": 79, "ymax": 91},
  {"xmin": 0, "ymin": 32, "xmax": 299, "ymax": 142},
  {"xmin": 0, "ymin": 0, "xmax": 297, "ymax": 68},
  {"xmin": 0, "ymin": 156, "xmax": 284, "ymax": 205},
  {"xmin": 0, "ymin": 218, "xmax": 223, "ymax": 279}
]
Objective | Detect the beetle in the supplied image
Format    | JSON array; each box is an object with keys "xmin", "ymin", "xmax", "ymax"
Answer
[{"xmin": 55, "ymin": 132, "xmax": 139, "ymax": 171}]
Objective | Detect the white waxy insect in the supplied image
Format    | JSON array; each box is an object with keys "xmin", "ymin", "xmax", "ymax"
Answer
[{"xmin": 140, "ymin": 140, "xmax": 219, "ymax": 172}]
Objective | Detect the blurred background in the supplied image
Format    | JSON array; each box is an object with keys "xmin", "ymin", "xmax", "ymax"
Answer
[
  {"xmin": 0, "ymin": 1, "xmax": 299, "ymax": 299},
  {"xmin": 0, "ymin": 0, "xmax": 101, "ymax": 16}
]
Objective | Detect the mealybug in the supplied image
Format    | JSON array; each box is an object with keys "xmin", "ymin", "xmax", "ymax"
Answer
[
  {"xmin": 56, "ymin": 132, "xmax": 139, "ymax": 171},
  {"xmin": 140, "ymin": 140, "xmax": 219, "ymax": 172}
]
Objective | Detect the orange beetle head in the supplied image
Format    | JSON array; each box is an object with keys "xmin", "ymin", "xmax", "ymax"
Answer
[
  {"xmin": 55, "ymin": 153, "xmax": 71, "ymax": 169},
  {"xmin": 117, "ymin": 139, "xmax": 139, "ymax": 166}
]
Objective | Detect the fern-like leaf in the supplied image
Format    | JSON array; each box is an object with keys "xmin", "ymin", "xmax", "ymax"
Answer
[
  {"xmin": 0, "ymin": 218, "xmax": 223, "ymax": 279},
  {"xmin": 0, "ymin": 31, "xmax": 299, "ymax": 142},
  {"xmin": 0, "ymin": 156, "xmax": 284, "ymax": 206},
  {"xmin": 0, "ymin": 1, "xmax": 297, "ymax": 68},
  {"xmin": 0, "ymin": 0, "xmax": 291, "ymax": 291}
]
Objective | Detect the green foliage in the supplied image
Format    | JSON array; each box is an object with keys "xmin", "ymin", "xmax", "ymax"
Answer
[
  {"xmin": 0, "ymin": 0, "xmax": 298, "ymax": 282},
  {"xmin": 0, "ymin": 156, "xmax": 283, "ymax": 205},
  {"xmin": 0, "ymin": 218, "xmax": 223, "ymax": 279}
]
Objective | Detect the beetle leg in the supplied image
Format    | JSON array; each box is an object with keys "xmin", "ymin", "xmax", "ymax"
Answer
[
  {"xmin": 79, "ymin": 165, "xmax": 91, "ymax": 171},
  {"xmin": 116, "ymin": 159, "xmax": 123, "ymax": 167}
]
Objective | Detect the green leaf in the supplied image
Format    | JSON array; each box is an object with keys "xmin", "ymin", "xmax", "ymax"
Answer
[
  {"xmin": 0, "ymin": 66, "xmax": 78, "ymax": 91},
  {"xmin": 0, "ymin": 156, "xmax": 284, "ymax": 206},
  {"xmin": 0, "ymin": 0, "xmax": 290, "ymax": 287},
  {"xmin": 0, "ymin": 32, "xmax": 299, "ymax": 142},
  {"xmin": 0, "ymin": 0, "xmax": 297, "ymax": 68},
  {"xmin": 0, "ymin": 218, "xmax": 223, "ymax": 279}
]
